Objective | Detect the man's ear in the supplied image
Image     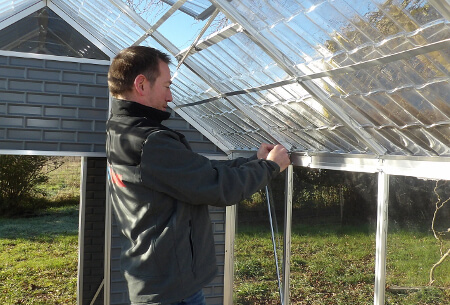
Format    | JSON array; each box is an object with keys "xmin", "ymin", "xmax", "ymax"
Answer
[{"xmin": 134, "ymin": 74, "xmax": 146, "ymax": 96}]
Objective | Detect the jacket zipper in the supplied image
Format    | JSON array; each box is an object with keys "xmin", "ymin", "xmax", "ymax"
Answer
[{"xmin": 189, "ymin": 220, "xmax": 196, "ymax": 275}]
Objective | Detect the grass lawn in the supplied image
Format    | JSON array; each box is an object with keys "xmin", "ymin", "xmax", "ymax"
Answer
[
  {"xmin": 1, "ymin": 157, "xmax": 448, "ymax": 304},
  {"xmin": 234, "ymin": 223, "xmax": 450, "ymax": 305},
  {"xmin": 0, "ymin": 157, "xmax": 80, "ymax": 304},
  {"xmin": 0, "ymin": 205, "xmax": 79, "ymax": 305},
  {"xmin": 1, "ymin": 210, "xmax": 448, "ymax": 304}
]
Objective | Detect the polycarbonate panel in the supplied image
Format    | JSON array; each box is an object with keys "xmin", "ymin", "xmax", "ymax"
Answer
[
  {"xmin": 182, "ymin": 99, "xmax": 277, "ymax": 150},
  {"xmin": 51, "ymin": 0, "xmax": 146, "ymax": 53},
  {"xmin": 193, "ymin": 0, "xmax": 449, "ymax": 156},
  {"xmin": 184, "ymin": 31, "xmax": 290, "ymax": 94},
  {"xmin": 0, "ymin": 0, "xmax": 40, "ymax": 23},
  {"xmin": 1, "ymin": 0, "xmax": 443, "ymax": 157}
]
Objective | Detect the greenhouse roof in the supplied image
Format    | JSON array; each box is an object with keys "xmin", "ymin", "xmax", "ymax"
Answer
[{"xmin": 0, "ymin": 0, "xmax": 449, "ymax": 177}]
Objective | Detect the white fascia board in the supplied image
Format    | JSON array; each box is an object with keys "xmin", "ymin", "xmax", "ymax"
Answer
[
  {"xmin": 0, "ymin": 0, "xmax": 45, "ymax": 31},
  {"xmin": 47, "ymin": 1, "xmax": 117, "ymax": 59},
  {"xmin": 291, "ymin": 152, "xmax": 450, "ymax": 180},
  {"xmin": 0, "ymin": 50, "xmax": 110, "ymax": 65},
  {"xmin": 0, "ymin": 150, "xmax": 106, "ymax": 157}
]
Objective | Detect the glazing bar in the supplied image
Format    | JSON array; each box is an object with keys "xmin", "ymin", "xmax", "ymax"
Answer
[
  {"xmin": 282, "ymin": 164, "xmax": 293, "ymax": 305},
  {"xmin": 374, "ymin": 171, "xmax": 389, "ymax": 305}
]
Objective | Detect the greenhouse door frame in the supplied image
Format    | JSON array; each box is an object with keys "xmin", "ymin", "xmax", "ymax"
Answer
[{"xmin": 224, "ymin": 152, "xmax": 450, "ymax": 305}]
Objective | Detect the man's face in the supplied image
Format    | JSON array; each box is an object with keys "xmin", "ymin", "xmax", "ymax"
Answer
[{"xmin": 144, "ymin": 61, "xmax": 173, "ymax": 112}]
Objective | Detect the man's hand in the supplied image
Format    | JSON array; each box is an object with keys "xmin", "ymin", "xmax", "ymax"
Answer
[
  {"xmin": 257, "ymin": 143, "xmax": 276, "ymax": 160},
  {"xmin": 262, "ymin": 144, "xmax": 291, "ymax": 172}
]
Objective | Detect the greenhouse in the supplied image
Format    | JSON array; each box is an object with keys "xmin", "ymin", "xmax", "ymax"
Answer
[{"xmin": 0, "ymin": 0, "xmax": 449, "ymax": 304}]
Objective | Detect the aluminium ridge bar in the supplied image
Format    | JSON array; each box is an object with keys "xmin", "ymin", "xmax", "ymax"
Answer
[
  {"xmin": 175, "ymin": 23, "xmax": 242, "ymax": 60},
  {"xmin": 132, "ymin": 0, "xmax": 188, "ymax": 46},
  {"xmin": 174, "ymin": 38, "xmax": 450, "ymax": 108}
]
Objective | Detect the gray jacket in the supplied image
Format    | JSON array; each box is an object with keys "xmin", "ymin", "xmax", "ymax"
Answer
[{"xmin": 106, "ymin": 98, "xmax": 280, "ymax": 304}]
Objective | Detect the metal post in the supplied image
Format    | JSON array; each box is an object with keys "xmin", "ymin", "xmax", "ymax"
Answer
[
  {"xmin": 374, "ymin": 171, "xmax": 389, "ymax": 305},
  {"xmin": 282, "ymin": 165, "xmax": 293, "ymax": 305},
  {"xmin": 104, "ymin": 174, "xmax": 112, "ymax": 305},
  {"xmin": 224, "ymin": 204, "xmax": 237, "ymax": 305},
  {"xmin": 77, "ymin": 157, "xmax": 88, "ymax": 305}
]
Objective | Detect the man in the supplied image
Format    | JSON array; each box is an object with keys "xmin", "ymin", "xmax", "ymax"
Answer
[{"xmin": 106, "ymin": 46, "xmax": 290, "ymax": 305}]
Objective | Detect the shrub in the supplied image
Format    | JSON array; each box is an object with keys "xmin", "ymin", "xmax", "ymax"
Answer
[{"xmin": 0, "ymin": 155, "xmax": 62, "ymax": 216}]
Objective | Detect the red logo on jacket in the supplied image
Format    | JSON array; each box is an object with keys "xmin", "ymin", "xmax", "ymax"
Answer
[{"xmin": 108, "ymin": 165, "xmax": 126, "ymax": 188}]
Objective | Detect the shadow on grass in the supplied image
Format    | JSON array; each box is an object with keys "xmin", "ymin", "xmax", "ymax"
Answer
[{"xmin": 0, "ymin": 204, "xmax": 79, "ymax": 240}]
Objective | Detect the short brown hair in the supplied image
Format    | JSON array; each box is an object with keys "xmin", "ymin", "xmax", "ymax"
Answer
[{"xmin": 108, "ymin": 46, "xmax": 171, "ymax": 96}]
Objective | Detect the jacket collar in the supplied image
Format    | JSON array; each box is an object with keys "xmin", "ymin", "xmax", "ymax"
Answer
[{"xmin": 110, "ymin": 97, "xmax": 171, "ymax": 123}]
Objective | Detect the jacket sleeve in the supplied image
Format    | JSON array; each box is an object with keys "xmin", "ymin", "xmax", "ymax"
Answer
[
  {"xmin": 140, "ymin": 130, "xmax": 280, "ymax": 207},
  {"xmin": 210, "ymin": 154, "xmax": 257, "ymax": 168}
]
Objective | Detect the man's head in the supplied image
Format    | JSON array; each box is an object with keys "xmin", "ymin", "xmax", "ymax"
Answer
[{"xmin": 108, "ymin": 46, "xmax": 173, "ymax": 111}]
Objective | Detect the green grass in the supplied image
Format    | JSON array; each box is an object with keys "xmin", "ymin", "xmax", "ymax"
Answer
[
  {"xmin": 0, "ymin": 157, "xmax": 81, "ymax": 304},
  {"xmin": 234, "ymin": 224, "xmax": 450, "ymax": 305},
  {"xmin": 0, "ymin": 205, "xmax": 79, "ymax": 304}
]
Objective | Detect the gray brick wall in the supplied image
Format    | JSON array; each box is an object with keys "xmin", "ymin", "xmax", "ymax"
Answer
[
  {"xmin": 0, "ymin": 55, "xmax": 109, "ymax": 153},
  {"xmin": 83, "ymin": 157, "xmax": 107, "ymax": 305},
  {"xmin": 0, "ymin": 53, "xmax": 227, "ymax": 305}
]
